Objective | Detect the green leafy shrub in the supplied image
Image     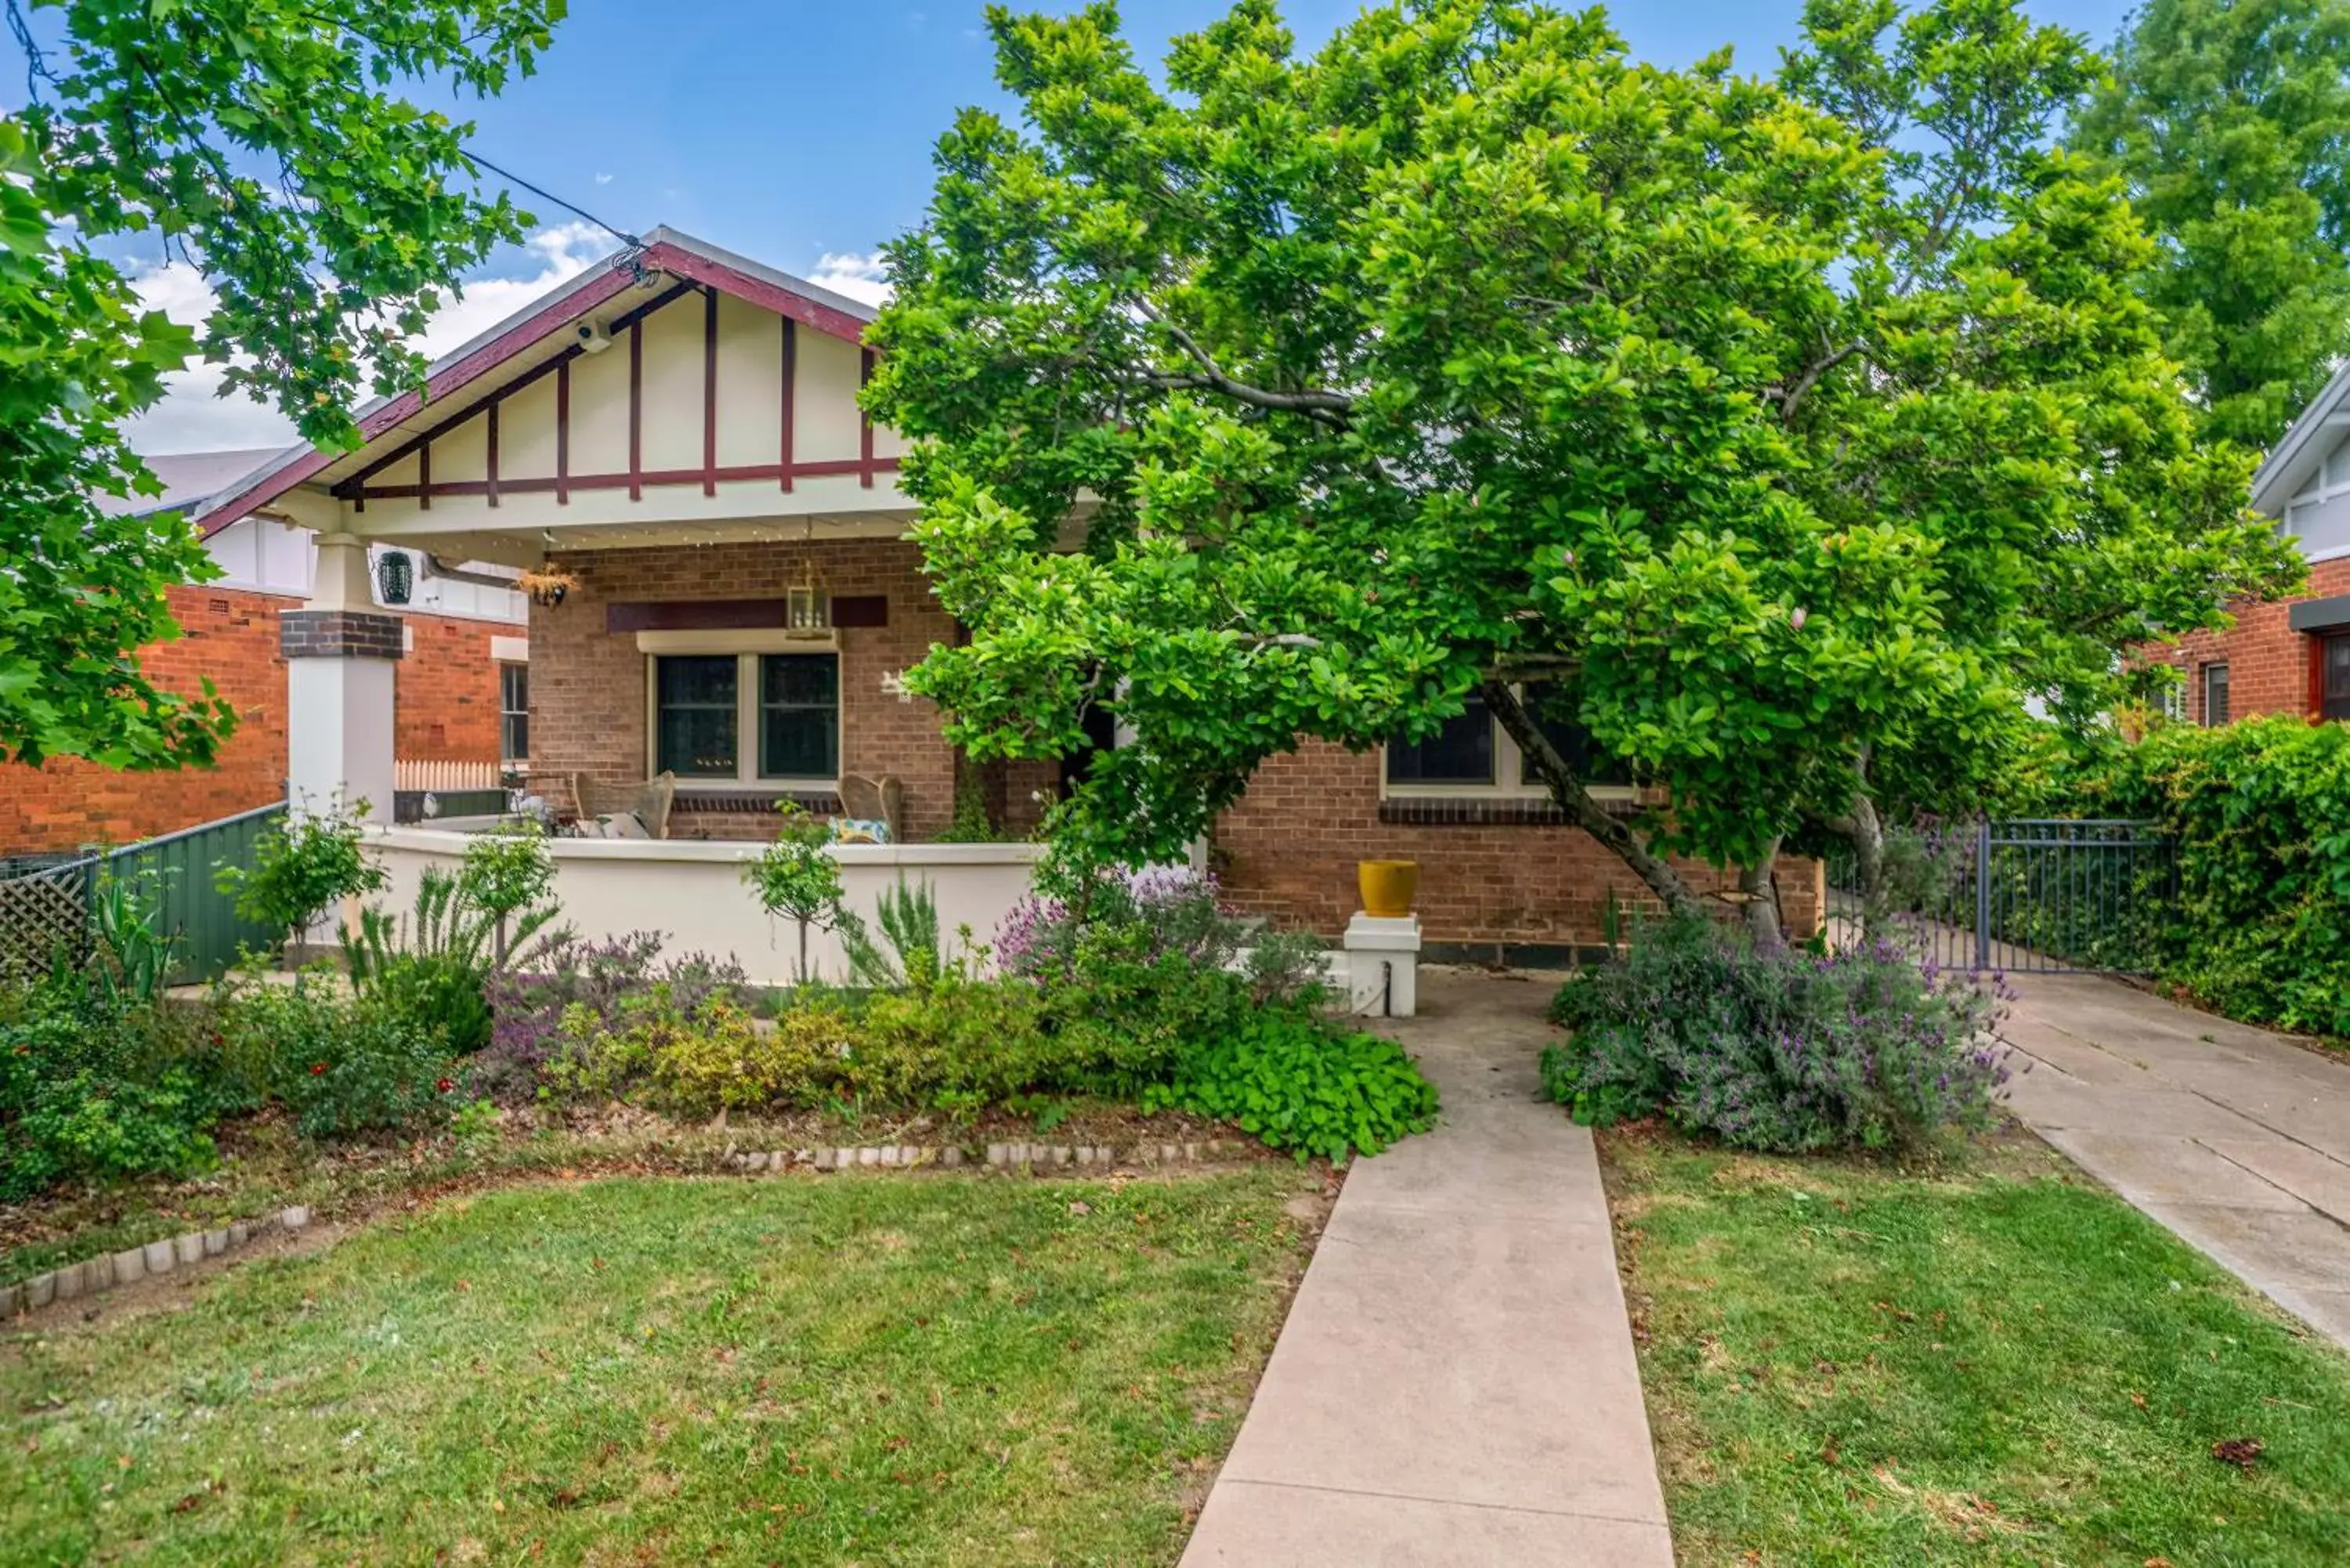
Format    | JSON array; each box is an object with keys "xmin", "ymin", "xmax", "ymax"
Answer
[
  {"xmin": 457, "ymin": 820, "xmax": 563, "ymax": 970},
  {"xmin": 0, "ymin": 990, "xmax": 239, "ymax": 1198},
  {"xmin": 2058, "ymin": 716, "xmax": 2350, "ymax": 1036},
  {"xmin": 743, "ymin": 804, "xmax": 857, "ymax": 983},
  {"xmin": 219, "ymin": 981, "xmax": 456, "ymax": 1138},
  {"xmin": 1539, "ymin": 916, "xmax": 2008, "ymax": 1151},
  {"xmin": 1146, "ymin": 1013, "xmax": 1439, "ymax": 1162},
  {"xmin": 217, "ymin": 802, "xmax": 388, "ymax": 948}
]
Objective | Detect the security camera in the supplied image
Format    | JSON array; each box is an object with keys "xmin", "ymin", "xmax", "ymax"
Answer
[{"xmin": 575, "ymin": 319, "xmax": 613, "ymax": 354}]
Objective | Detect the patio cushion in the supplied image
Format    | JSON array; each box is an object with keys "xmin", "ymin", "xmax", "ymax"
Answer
[
  {"xmin": 830, "ymin": 817, "xmax": 893, "ymax": 845},
  {"xmin": 586, "ymin": 811, "xmax": 649, "ymax": 840}
]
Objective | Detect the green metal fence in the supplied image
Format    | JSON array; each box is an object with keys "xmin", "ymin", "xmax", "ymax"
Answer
[{"xmin": 0, "ymin": 801, "xmax": 287, "ymax": 987}]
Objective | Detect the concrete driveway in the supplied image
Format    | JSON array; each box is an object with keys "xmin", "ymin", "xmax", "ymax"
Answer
[
  {"xmin": 2005, "ymin": 975, "xmax": 2350, "ymax": 1350},
  {"xmin": 1180, "ymin": 969, "xmax": 1672, "ymax": 1567}
]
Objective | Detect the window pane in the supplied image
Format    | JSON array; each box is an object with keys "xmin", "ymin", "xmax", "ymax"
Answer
[
  {"xmin": 1526, "ymin": 686, "xmax": 1632, "ymax": 788},
  {"xmin": 2201, "ymin": 663, "xmax": 2229, "ymax": 728},
  {"xmin": 758, "ymin": 653, "xmax": 839, "ymax": 779},
  {"xmin": 659, "ymin": 655, "xmax": 738, "ymax": 709},
  {"xmin": 2326, "ymin": 638, "xmax": 2350, "ymax": 721},
  {"xmin": 1386, "ymin": 694, "xmax": 1494, "ymax": 785},
  {"xmin": 656, "ymin": 656, "xmax": 738, "ymax": 778},
  {"xmin": 502, "ymin": 712, "xmax": 530, "ymax": 762},
  {"xmin": 501, "ymin": 663, "xmax": 528, "ymax": 711}
]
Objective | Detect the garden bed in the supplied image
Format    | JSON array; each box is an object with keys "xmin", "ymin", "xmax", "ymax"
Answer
[
  {"xmin": 1601, "ymin": 1121, "xmax": 2350, "ymax": 1565},
  {"xmin": 0, "ymin": 1165, "xmax": 1331, "ymax": 1562}
]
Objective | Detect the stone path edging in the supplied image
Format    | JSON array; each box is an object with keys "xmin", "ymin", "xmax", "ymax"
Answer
[
  {"xmin": 2, "ymin": 1205, "xmax": 312, "ymax": 1320},
  {"xmin": 725, "ymin": 1139, "xmax": 1246, "ymax": 1173}
]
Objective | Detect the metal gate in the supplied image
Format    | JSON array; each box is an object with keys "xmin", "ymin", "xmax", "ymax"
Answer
[
  {"xmin": 1827, "ymin": 818, "xmax": 2174, "ymax": 974},
  {"xmin": 0, "ymin": 802, "xmax": 287, "ymax": 987}
]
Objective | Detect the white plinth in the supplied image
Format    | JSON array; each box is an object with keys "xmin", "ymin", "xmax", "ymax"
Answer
[{"xmin": 1343, "ymin": 912, "xmax": 1423, "ymax": 1017}]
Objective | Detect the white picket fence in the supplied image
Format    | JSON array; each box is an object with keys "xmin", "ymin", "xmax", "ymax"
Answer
[{"xmin": 394, "ymin": 758, "xmax": 504, "ymax": 792}]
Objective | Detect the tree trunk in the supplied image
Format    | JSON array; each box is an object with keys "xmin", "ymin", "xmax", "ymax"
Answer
[
  {"xmin": 1482, "ymin": 680, "xmax": 1701, "ymax": 921},
  {"xmin": 1738, "ymin": 840, "xmax": 1784, "ymax": 948},
  {"xmin": 1850, "ymin": 787, "xmax": 1887, "ymax": 942}
]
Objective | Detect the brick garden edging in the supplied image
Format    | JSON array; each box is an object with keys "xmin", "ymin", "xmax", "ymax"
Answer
[
  {"xmin": 2, "ymin": 1205, "xmax": 313, "ymax": 1321},
  {"xmin": 724, "ymin": 1139, "xmax": 1249, "ymax": 1172}
]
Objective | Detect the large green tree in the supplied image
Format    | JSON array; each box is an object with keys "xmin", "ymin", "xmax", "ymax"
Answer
[
  {"xmin": 2071, "ymin": 0, "xmax": 2350, "ymax": 449},
  {"xmin": 869, "ymin": 0, "xmax": 2296, "ymax": 938},
  {"xmin": 0, "ymin": 0, "xmax": 563, "ymax": 768}
]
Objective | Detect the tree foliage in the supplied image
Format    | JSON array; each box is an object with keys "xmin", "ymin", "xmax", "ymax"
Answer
[
  {"xmin": 2071, "ymin": 0, "xmax": 2350, "ymax": 449},
  {"xmin": 866, "ymin": 0, "xmax": 2298, "ymax": 934},
  {"xmin": 0, "ymin": 0, "xmax": 565, "ymax": 767}
]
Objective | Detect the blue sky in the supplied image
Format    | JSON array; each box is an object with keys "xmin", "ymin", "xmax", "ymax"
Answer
[{"xmin": 4, "ymin": 0, "xmax": 2146, "ymax": 450}]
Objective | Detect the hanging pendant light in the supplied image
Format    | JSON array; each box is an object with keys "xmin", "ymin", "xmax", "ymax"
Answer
[{"xmin": 786, "ymin": 515, "xmax": 830, "ymax": 634}]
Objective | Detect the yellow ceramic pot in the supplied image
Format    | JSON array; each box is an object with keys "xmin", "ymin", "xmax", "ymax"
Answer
[{"xmin": 1358, "ymin": 859, "xmax": 1420, "ymax": 919}]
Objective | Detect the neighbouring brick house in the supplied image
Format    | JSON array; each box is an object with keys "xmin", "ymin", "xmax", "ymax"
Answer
[
  {"xmin": 2149, "ymin": 365, "xmax": 2350, "ymax": 727},
  {"xmin": 1, "ymin": 451, "xmax": 529, "ymax": 858},
  {"xmin": 188, "ymin": 227, "xmax": 1819, "ymax": 954}
]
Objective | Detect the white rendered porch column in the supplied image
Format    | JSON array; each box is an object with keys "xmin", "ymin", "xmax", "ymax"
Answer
[{"xmin": 282, "ymin": 532, "xmax": 400, "ymax": 822}]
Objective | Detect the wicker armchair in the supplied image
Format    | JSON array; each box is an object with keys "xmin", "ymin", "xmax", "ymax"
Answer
[
  {"xmin": 837, "ymin": 772, "xmax": 905, "ymax": 843},
  {"xmin": 570, "ymin": 771, "xmax": 678, "ymax": 840}
]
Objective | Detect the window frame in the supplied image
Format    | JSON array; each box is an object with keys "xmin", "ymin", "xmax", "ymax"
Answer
[
  {"xmin": 1379, "ymin": 685, "xmax": 1635, "ymax": 802},
  {"xmin": 2200, "ymin": 660, "xmax": 2231, "ymax": 728},
  {"xmin": 497, "ymin": 661, "xmax": 530, "ymax": 765},
  {"xmin": 642, "ymin": 635, "xmax": 843, "ymax": 789},
  {"xmin": 2323, "ymin": 634, "xmax": 2350, "ymax": 722}
]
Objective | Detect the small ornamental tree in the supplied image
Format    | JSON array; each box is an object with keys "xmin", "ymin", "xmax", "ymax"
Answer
[
  {"xmin": 866, "ymin": 0, "xmax": 2298, "ymax": 940},
  {"xmin": 743, "ymin": 806, "xmax": 859, "ymax": 985},
  {"xmin": 457, "ymin": 819, "xmax": 559, "ymax": 971}
]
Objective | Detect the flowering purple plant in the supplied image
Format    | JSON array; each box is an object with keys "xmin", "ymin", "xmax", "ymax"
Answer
[
  {"xmin": 1542, "ymin": 916, "xmax": 2012, "ymax": 1152},
  {"xmin": 473, "ymin": 930, "xmax": 747, "ymax": 1100}
]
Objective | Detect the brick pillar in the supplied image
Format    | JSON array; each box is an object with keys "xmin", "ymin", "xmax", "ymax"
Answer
[{"xmin": 283, "ymin": 533, "xmax": 401, "ymax": 824}]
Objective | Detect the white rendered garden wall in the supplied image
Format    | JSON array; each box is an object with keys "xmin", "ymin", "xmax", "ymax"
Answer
[{"xmin": 368, "ymin": 827, "xmax": 1043, "ymax": 985}]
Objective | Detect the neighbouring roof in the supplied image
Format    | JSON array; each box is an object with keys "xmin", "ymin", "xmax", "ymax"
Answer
[
  {"xmin": 190, "ymin": 226, "xmax": 881, "ymax": 538},
  {"xmin": 102, "ymin": 446, "xmax": 285, "ymax": 519},
  {"xmin": 2252, "ymin": 361, "xmax": 2350, "ymax": 518}
]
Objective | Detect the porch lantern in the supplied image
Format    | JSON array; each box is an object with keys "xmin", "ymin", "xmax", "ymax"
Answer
[
  {"xmin": 375, "ymin": 548, "xmax": 413, "ymax": 605},
  {"xmin": 784, "ymin": 520, "xmax": 830, "ymax": 635}
]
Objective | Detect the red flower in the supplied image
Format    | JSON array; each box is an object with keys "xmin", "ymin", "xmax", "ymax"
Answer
[
  {"xmin": 436, "ymin": 1078, "xmax": 455, "ymax": 1094},
  {"xmin": 309, "ymin": 1062, "xmax": 327, "ymax": 1075}
]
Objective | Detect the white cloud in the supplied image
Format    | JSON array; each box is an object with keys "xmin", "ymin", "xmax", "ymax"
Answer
[
  {"xmin": 123, "ymin": 222, "xmax": 623, "ymax": 457},
  {"xmin": 808, "ymin": 251, "xmax": 891, "ymax": 308},
  {"xmin": 594, "ymin": 172, "xmax": 613, "ymax": 186}
]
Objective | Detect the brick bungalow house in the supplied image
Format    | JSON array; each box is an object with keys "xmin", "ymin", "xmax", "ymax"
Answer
[
  {"xmin": 184, "ymin": 228, "xmax": 1817, "ymax": 966},
  {"xmin": 2153, "ymin": 364, "xmax": 2350, "ymax": 726}
]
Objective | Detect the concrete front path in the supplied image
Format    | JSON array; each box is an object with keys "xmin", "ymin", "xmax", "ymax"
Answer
[
  {"xmin": 2005, "ymin": 975, "xmax": 2350, "ymax": 1349},
  {"xmin": 1181, "ymin": 970, "xmax": 1672, "ymax": 1567}
]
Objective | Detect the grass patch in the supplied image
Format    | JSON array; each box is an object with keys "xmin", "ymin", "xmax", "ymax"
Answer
[
  {"xmin": 1, "ymin": 1167, "xmax": 1323, "ymax": 1563},
  {"xmin": 1603, "ymin": 1123, "xmax": 2350, "ymax": 1566}
]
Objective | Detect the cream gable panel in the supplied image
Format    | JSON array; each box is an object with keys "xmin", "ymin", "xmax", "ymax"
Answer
[
  {"xmin": 638, "ymin": 297, "xmax": 704, "ymax": 471},
  {"xmin": 795, "ymin": 331, "xmax": 866, "ymax": 464},
  {"xmin": 717, "ymin": 293, "xmax": 785, "ymax": 468}
]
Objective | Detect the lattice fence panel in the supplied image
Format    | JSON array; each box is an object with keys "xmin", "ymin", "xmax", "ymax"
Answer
[{"xmin": 0, "ymin": 863, "xmax": 91, "ymax": 985}]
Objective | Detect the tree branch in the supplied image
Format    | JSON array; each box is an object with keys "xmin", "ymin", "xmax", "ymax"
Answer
[
  {"xmin": 1130, "ymin": 299, "xmax": 1354, "ymax": 425},
  {"xmin": 1772, "ymin": 338, "xmax": 1870, "ymax": 424}
]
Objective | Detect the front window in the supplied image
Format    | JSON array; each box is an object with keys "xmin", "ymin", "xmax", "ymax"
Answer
[
  {"xmin": 1385, "ymin": 692, "xmax": 1495, "ymax": 785},
  {"xmin": 2200, "ymin": 661, "xmax": 2230, "ymax": 728},
  {"xmin": 498, "ymin": 663, "xmax": 530, "ymax": 763},
  {"xmin": 651, "ymin": 651, "xmax": 841, "ymax": 783},
  {"xmin": 1382, "ymin": 684, "xmax": 1632, "ymax": 796},
  {"xmin": 2326, "ymin": 637, "xmax": 2350, "ymax": 722}
]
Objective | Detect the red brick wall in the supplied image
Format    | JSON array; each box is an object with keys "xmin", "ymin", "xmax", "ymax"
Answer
[
  {"xmin": 2150, "ymin": 555, "xmax": 2350, "ymax": 724},
  {"xmin": 530, "ymin": 540, "xmax": 967, "ymax": 840},
  {"xmin": 1, "ymin": 587, "xmax": 513, "ymax": 856},
  {"xmin": 1213, "ymin": 741, "xmax": 1824, "ymax": 948},
  {"xmin": 396, "ymin": 613, "xmax": 513, "ymax": 761}
]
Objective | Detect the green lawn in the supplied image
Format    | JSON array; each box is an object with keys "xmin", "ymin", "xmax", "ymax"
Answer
[
  {"xmin": 1, "ymin": 1168, "xmax": 1323, "ymax": 1564},
  {"xmin": 1603, "ymin": 1125, "xmax": 2350, "ymax": 1566}
]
